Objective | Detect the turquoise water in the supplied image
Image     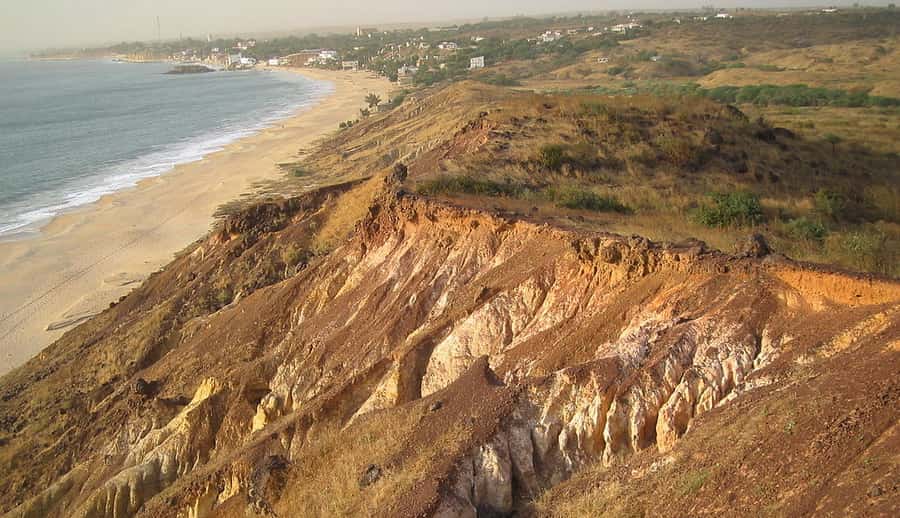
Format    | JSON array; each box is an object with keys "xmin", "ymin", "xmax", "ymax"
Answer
[{"xmin": 0, "ymin": 60, "xmax": 332, "ymax": 238}]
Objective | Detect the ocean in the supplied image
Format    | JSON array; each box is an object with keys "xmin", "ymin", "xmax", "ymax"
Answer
[{"xmin": 0, "ymin": 59, "xmax": 332, "ymax": 238}]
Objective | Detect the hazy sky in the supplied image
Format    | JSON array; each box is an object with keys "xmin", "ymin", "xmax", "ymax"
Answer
[{"xmin": 0, "ymin": 1, "xmax": 874, "ymax": 53}]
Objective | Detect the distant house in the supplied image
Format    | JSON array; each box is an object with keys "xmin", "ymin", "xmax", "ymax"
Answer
[
  {"xmin": 356, "ymin": 27, "xmax": 378, "ymax": 38},
  {"xmin": 279, "ymin": 50, "xmax": 322, "ymax": 67},
  {"xmin": 821, "ymin": 7, "xmax": 838, "ymax": 13},
  {"xmin": 715, "ymin": 12, "xmax": 733, "ymax": 19},
  {"xmin": 597, "ymin": 57, "xmax": 609, "ymax": 64},
  {"xmin": 341, "ymin": 60, "xmax": 359, "ymax": 71},
  {"xmin": 472, "ymin": 36, "xmax": 485, "ymax": 42},
  {"xmin": 469, "ymin": 56, "xmax": 485, "ymax": 69},
  {"xmin": 267, "ymin": 58, "xmax": 280, "ymax": 66},
  {"xmin": 438, "ymin": 42, "xmax": 459, "ymax": 51},
  {"xmin": 316, "ymin": 50, "xmax": 338, "ymax": 64},
  {"xmin": 611, "ymin": 22, "xmax": 642, "ymax": 33},
  {"xmin": 226, "ymin": 53, "xmax": 256, "ymax": 69},
  {"xmin": 539, "ymin": 31, "xmax": 561, "ymax": 43}
]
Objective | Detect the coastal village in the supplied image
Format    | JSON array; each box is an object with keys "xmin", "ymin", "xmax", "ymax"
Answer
[
  {"xmin": 90, "ymin": 6, "xmax": 860, "ymax": 90},
  {"xmin": 100, "ymin": 7, "xmax": 834, "ymax": 86}
]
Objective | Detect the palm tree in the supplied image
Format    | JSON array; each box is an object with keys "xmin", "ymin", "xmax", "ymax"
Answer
[{"xmin": 365, "ymin": 93, "xmax": 382, "ymax": 109}]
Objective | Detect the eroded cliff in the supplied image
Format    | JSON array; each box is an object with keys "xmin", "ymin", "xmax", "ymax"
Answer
[{"xmin": 0, "ymin": 178, "xmax": 897, "ymax": 517}]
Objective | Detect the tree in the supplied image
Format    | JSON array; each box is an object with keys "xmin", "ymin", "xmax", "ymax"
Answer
[
  {"xmin": 365, "ymin": 93, "xmax": 382, "ymax": 108},
  {"xmin": 824, "ymin": 133, "xmax": 842, "ymax": 154}
]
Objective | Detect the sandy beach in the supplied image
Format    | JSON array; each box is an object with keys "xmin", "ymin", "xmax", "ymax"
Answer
[{"xmin": 0, "ymin": 67, "xmax": 391, "ymax": 375}]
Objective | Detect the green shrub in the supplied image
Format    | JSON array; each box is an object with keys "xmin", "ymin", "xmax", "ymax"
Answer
[
  {"xmin": 814, "ymin": 188, "xmax": 847, "ymax": 220},
  {"xmin": 416, "ymin": 175, "xmax": 523, "ymax": 197},
  {"xmin": 538, "ymin": 144, "xmax": 566, "ymax": 170},
  {"xmin": 553, "ymin": 188, "xmax": 631, "ymax": 213},
  {"xmin": 694, "ymin": 191, "xmax": 764, "ymax": 228},
  {"xmin": 786, "ymin": 217, "xmax": 827, "ymax": 241},
  {"xmin": 607, "ymin": 65, "xmax": 628, "ymax": 76},
  {"xmin": 828, "ymin": 227, "xmax": 894, "ymax": 274},
  {"xmin": 215, "ymin": 286, "xmax": 234, "ymax": 307}
]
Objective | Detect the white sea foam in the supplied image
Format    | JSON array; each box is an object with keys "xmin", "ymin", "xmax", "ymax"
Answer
[{"xmin": 0, "ymin": 75, "xmax": 333, "ymax": 239}]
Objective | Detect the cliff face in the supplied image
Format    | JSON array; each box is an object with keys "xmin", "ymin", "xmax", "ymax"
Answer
[{"xmin": 1, "ymin": 183, "xmax": 898, "ymax": 517}]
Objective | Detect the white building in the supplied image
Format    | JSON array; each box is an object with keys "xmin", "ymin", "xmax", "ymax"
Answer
[
  {"xmin": 267, "ymin": 58, "xmax": 280, "ymax": 66},
  {"xmin": 540, "ymin": 31, "xmax": 561, "ymax": 43},
  {"xmin": 469, "ymin": 56, "xmax": 485, "ymax": 69},
  {"xmin": 316, "ymin": 50, "xmax": 338, "ymax": 64},
  {"xmin": 438, "ymin": 42, "xmax": 459, "ymax": 50},
  {"xmin": 341, "ymin": 60, "xmax": 359, "ymax": 71},
  {"xmin": 611, "ymin": 22, "xmax": 642, "ymax": 33},
  {"xmin": 715, "ymin": 13, "xmax": 733, "ymax": 19}
]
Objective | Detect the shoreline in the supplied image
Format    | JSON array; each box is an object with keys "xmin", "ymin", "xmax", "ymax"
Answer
[
  {"xmin": 0, "ymin": 67, "xmax": 391, "ymax": 376},
  {"xmin": 0, "ymin": 66, "xmax": 334, "ymax": 241}
]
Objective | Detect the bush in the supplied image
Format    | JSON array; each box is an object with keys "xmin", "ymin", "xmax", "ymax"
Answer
[
  {"xmin": 281, "ymin": 244, "xmax": 308, "ymax": 268},
  {"xmin": 416, "ymin": 175, "xmax": 523, "ymax": 197},
  {"xmin": 538, "ymin": 144, "xmax": 566, "ymax": 170},
  {"xmin": 553, "ymin": 188, "xmax": 631, "ymax": 213},
  {"xmin": 814, "ymin": 188, "xmax": 847, "ymax": 220},
  {"xmin": 694, "ymin": 191, "xmax": 764, "ymax": 228},
  {"xmin": 827, "ymin": 227, "xmax": 894, "ymax": 274},
  {"xmin": 786, "ymin": 217, "xmax": 827, "ymax": 241},
  {"xmin": 656, "ymin": 134, "xmax": 701, "ymax": 168},
  {"xmin": 215, "ymin": 286, "xmax": 234, "ymax": 308}
]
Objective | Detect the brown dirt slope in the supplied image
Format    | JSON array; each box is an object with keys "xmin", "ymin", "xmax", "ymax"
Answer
[{"xmin": 0, "ymin": 167, "xmax": 897, "ymax": 517}]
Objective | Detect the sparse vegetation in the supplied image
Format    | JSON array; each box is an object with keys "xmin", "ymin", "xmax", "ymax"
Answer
[
  {"xmin": 538, "ymin": 144, "xmax": 566, "ymax": 170},
  {"xmin": 417, "ymin": 175, "xmax": 524, "ymax": 197},
  {"xmin": 694, "ymin": 191, "xmax": 764, "ymax": 228},
  {"xmin": 365, "ymin": 93, "xmax": 382, "ymax": 108},
  {"xmin": 551, "ymin": 187, "xmax": 631, "ymax": 213},
  {"xmin": 679, "ymin": 469, "xmax": 711, "ymax": 496},
  {"xmin": 785, "ymin": 217, "xmax": 828, "ymax": 242}
]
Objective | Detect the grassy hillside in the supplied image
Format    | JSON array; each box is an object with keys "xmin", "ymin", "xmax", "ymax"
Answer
[{"xmin": 270, "ymin": 81, "xmax": 898, "ymax": 276}]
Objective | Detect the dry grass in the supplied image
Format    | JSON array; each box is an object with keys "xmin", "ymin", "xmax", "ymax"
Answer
[
  {"xmin": 748, "ymin": 105, "xmax": 900, "ymax": 154},
  {"xmin": 275, "ymin": 405, "xmax": 468, "ymax": 517}
]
